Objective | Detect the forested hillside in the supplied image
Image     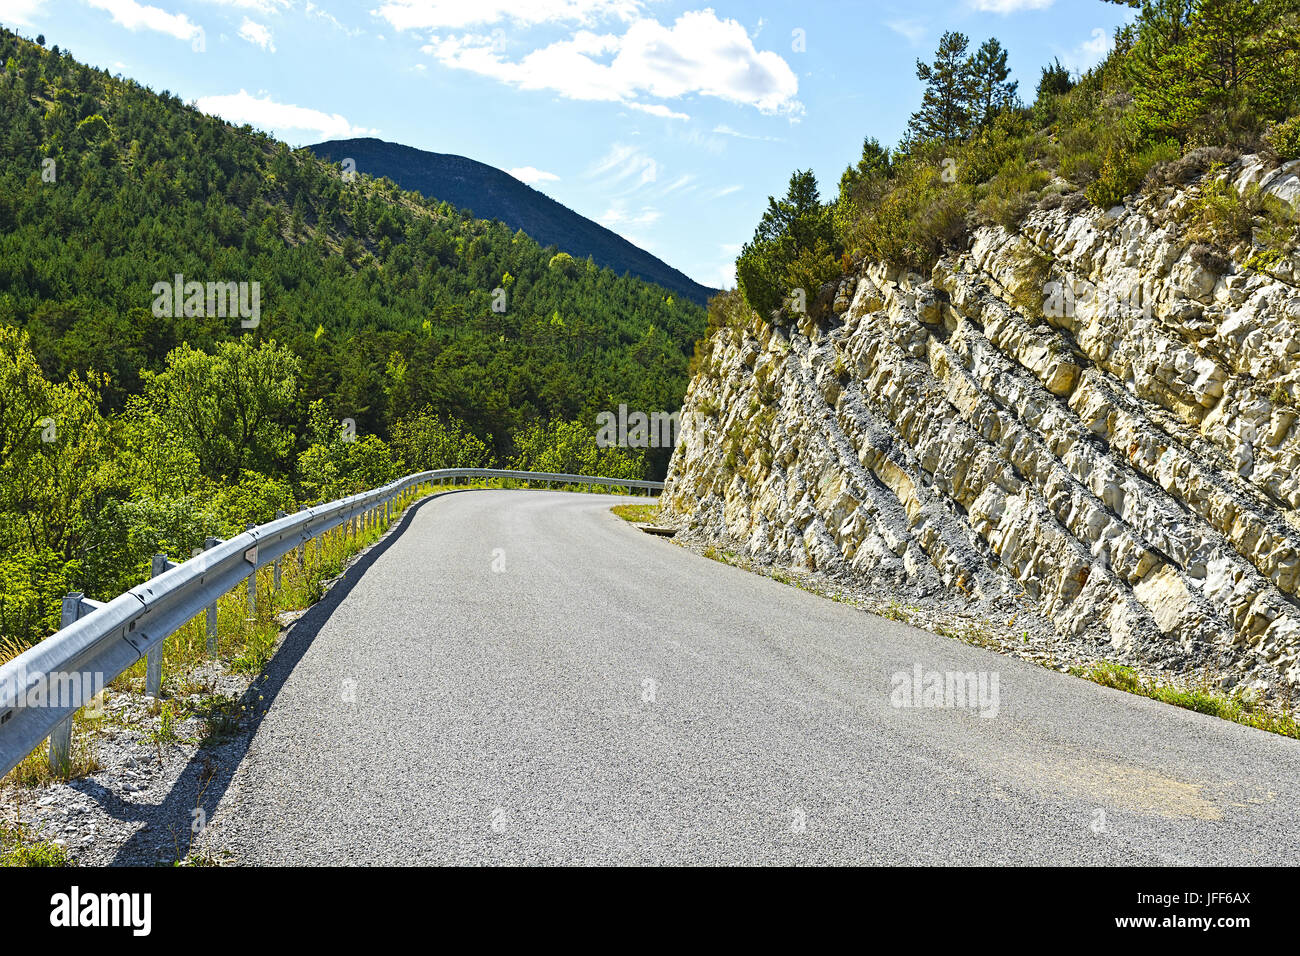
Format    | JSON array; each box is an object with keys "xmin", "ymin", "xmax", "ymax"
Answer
[
  {"xmin": 0, "ymin": 27, "xmax": 704, "ymax": 651},
  {"xmin": 310, "ymin": 138, "xmax": 716, "ymax": 305}
]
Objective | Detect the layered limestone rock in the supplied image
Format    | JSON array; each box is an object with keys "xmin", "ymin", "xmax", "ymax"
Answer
[{"xmin": 664, "ymin": 155, "xmax": 1300, "ymax": 693}]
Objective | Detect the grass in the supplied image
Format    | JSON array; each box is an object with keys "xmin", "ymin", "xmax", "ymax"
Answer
[
  {"xmin": 1, "ymin": 821, "xmax": 73, "ymax": 867},
  {"xmin": 3, "ymin": 477, "xmax": 644, "ymax": 792},
  {"xmin": 1079, "ymin": 662, "xmax": 1300, "ymax": 739},
  {"xmin": 611, "ymin": 503, "xmax": 661, "ymax": 523},
  {"xmin": 5, "ymin": 707, "xmax": 104, "ymax": 788}
]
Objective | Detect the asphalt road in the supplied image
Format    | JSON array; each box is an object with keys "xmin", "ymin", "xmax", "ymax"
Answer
[{"xmin": 204, "ymin": 489, "xmax": 1300, "ymax": 865}]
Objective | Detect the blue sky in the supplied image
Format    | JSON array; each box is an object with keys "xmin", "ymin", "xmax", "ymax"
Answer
[{"xmin": 1, "ymin": 0, "xmax": 1135, "ymax": 288}]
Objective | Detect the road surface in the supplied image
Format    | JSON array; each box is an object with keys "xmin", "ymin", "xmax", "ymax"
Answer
[{"xmin": 201, "ymin": 489, "xmax": 1300, "ymax": 865}]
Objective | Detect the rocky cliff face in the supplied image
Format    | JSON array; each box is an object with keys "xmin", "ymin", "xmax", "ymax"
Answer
[{"xmin": 664, "ymin": 155, "xmax": 1300, "ymax": 695}]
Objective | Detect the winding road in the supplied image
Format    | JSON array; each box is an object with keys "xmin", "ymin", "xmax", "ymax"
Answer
[{"xmin": 202, "ymin": 489, "xmax": 1300, "ymax": 865}]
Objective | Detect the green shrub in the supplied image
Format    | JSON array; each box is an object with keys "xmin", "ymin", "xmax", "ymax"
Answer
[
  {"xmin": 1267, "ymin": 115, "xmax": 1300, "ymax": 160},
  {"xmin": 1086, "ymin": 138, "xmax": 1180, "ymax": 209}
]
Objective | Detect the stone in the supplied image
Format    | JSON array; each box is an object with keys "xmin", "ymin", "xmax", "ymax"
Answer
[{"xmin": 662, "ymin": 154, "xmax": 1300, "ymax": 696}]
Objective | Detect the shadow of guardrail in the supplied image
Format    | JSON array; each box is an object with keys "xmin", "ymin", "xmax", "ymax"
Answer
[{"xmin": 80, "ymin": 490, "xmax": 460, "ymax": 865}]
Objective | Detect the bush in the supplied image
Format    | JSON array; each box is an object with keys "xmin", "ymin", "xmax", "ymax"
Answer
[
  {"xmin": 1086, "ymin": 138, "xmax": 1180, "ymax": 209},
  {"xmin": 1180, "ymin": 177, "xmax": 1264, "ymax": 249},
  {"xmin": 0, "ymin": 548, "xmax": 81, "ymax": 650},
  {"xmin": 1267, "ymin": 115, "xmax": 1300, "ymax": 161},
  {"xmin": 508, "ymin": 419, "xmax": 645, "ymax": 480},
  {"xmin": 1142, "ymin": 145, "xmax": 1238, "ymax": 191},
  {"xmin": 975, "ymin": 156, "xmax": 1051, "ymax": 230},
  {"xmin": 781, "ymin": 240, "xmax": 842, "ymax": 319}
]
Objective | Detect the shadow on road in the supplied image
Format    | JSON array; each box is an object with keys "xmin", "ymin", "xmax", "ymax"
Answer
[{"xmin": 86, "ymin": 490, "xmax": 462, "ymax": 865}]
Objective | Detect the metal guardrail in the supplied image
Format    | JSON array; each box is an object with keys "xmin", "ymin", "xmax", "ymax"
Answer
[{"xmin": 0, "ymin": 468, "xmax": 661, "ymax": 780}]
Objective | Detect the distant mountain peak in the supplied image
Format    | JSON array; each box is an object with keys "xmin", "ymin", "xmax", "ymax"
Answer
[{"xmin": 309, "ymin": 137, "xmax": 716, "ymax": 305}]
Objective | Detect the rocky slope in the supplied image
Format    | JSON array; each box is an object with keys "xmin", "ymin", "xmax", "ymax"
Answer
[{"xmin": 664, "ymin": 155, "xmax": 1300, "ymax": 697}]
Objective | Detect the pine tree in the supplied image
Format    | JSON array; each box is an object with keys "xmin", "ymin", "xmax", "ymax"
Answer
[
  {"xmin": 968, "ymin": 38, "xmax": 1019, "ymax": 129},
  {"xmin": 907, "ymin": 31, "xmax": 974, "ymax": 145}
]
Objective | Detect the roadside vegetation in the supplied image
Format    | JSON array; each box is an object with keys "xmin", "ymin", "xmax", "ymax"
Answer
[
  {"xmin": 730, "ymin": 0, "xmax": 1300, "ymax": 325},
  {"xmin": 611, "ymin": 503, "xmax": 661, "ymax": 523},
  {"xmin": 0, "ymin": 324, "xmax": 647, "ymax": 658},
  {"xmin": 1, "ymin": 819, "xmax": 72, "ymax": 867},
  {"xmin": 0, "ymin": 24, "xmax": 694, "ymax": 661}
]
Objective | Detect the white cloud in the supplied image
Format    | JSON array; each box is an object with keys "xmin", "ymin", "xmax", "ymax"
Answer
[
  {"xmin": 423, "ymin": 10, "xmax": 801, "ymax": 116},
  {"xmin": 658, "ymin": 173, "xmax": 695, "ymax": 195},
  {"xmin": 306, "ymin": 1, "xmax": 363, "ymax": 35},
  {"xmin": 373, "ymin": 0, "xmax": 642, "ymax": 31},
  {"xmin": 238, "ymin": 17, "xmax": 275, "ymax": 51},
  {"xmin": 86, "ymin": 0, "xmax": 202, "ymax": 41},
  {"xmin": 0, "ymin": 0, "xmax": 48, "ymax": 26},
  {"xmin": 600, "ymin": 204, "xmax": 660, "ymax": 228},
  {"xmin": 200, "ymin": 0, "xmax": 289, "ymax": 13},
  {"xmin": 711, "ymin": 124, "xmax": 782, "ymax": 143},
  {"xmin": 626, "ymin": 101, "xmax": 688, "ymax": 120},
  {"xmin": 1057, "ymin": 26, "xmax": 1112, "ymax": 72},
  {"xmin": 711, "ymin": 184, "xmax": 742, "ymax": 198},
  {"xmin": 968, "ymin": 0, "xmax": 1053, "ymax": 12},
  {"xmin": 508, "ymin": 166, "xmax": 559, "ymax": 185},
  {"xmin": 886, "ymin": 18, "xmax": 926, "ymax": 45},
  {"xmin": 196, "ymin": 90, "xmax": 378, "ymax": 141},
  {"xmin": 587, "ymin": 142, "xmax": 658, "ymax": 189}
]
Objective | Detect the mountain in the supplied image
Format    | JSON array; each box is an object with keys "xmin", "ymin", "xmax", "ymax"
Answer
[
  {"xmin": 309, "ymin": 137, "xmax": 716, "ymax": 306},
  {"xmin": 0, "ymin": 29, "xmax": 705, "ymax": 458},
  {"xmin": 0, "ymin": 27, "xmax": 708, "ymax": 642}
]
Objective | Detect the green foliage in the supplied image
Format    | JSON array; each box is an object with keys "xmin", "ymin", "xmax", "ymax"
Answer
[
  {"xmin": 1267, "ymin": 114, "xmax": 1300, "ymax": 158},
  {"xmin": 390, "ymin": 406, "xmax": 495, "ymax": 472},
  {"xmin": 968, "ymin": 38, "xmax": 1020, "ymax": 131},
  {"xmin": 141, "ymin": 338, "xmax": 299, "ymax": 482},
  {"xmin": 508, "ymin": 419, "xmax": 646, "ymax": 481},
  {"xmin": 736, "ymin": 170, "xmax": 840, "ymax": 318},
  {"xmin": 908, "ymin": 31, "xmax": 975, "ymax": 145},
  {"xmin": 0, "ymin": 27, "xmax": 703, "ymax": 460},
  {"xmin": 0, "ymin": 548, "xmax": 81, "ymax": 649},
  {"xmin": 0, "ymin": 27, "xmax": 707, "ymax": 652},
  {"xmin": 1086, "ymin": 137, "xmax": 1181, "ymax": 208},
  {"xmin": 838, "ymin": 153, "xmax": 972, "ymax": 272},
  {"xmin": 1, "ymin": 823, "xmax": 73, "ymax": 867},
  {"xmin": 1121, "ymin": 0, "xmax": 1300, "ymax": 148}
]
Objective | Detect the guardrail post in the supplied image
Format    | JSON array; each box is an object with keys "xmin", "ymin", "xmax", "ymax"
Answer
[
  {"xmin": 273, "ymin": 510, "xmax": 286, "ymax": 593},
  {"xmin": 246, "ymin": 523, "xmax": 258, "ymax": 620},
  {"xmin": 145, "ymin": 554, "xmax": 169, "ymax": 697},
  {"xmin": 204, "ymin": 536, "xmax": 221, "ymax": 657},
  {"xmin": 48, "ymin": 593, "xmax": 83, "ymax": 773}
]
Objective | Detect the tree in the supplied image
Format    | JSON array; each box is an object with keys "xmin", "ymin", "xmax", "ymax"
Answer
[
  {"xmin": 736, "ymin": 169, "xmax": 838, "ymax": 318},
  {"xmin": 968, "ymin": 38, "xmax": 1019, "ymax": 129},
  {"xmin": 296, "ymin": 401, "xmax": 398, "ymax": 503},
  {"xmin": 508, "ymin": 419, "xmax": 645, "ymax": 480},
  {"xmin": 1119, "ymin": 0, "xmax": 1300, "ymax": 144},
  {"xmin": 1036, "ymin": 57, "xmax": 1073, "ymax": 102},
  {"xmin": 390, "ymin": 406, "xmax": 494, "ymax": 472},
  {"xmin": 141, "ymin": 338, "xmax": 299, "ymax": 482},
  {"xmin": 838, "ymin": 137, "xmax": 894, "ymax": 199},
  {"xmin": 907, "ymin": 31, "xmax": 974, "ymax": 144},
  {"xmin": 0, "ymin": 325, "xmax": 113, "ymax": 559}
]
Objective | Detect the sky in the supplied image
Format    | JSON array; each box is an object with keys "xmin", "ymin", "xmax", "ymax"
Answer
[{"xmin": 0, "ymin": 0, "xmax": 1136, "ymax": 289}]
